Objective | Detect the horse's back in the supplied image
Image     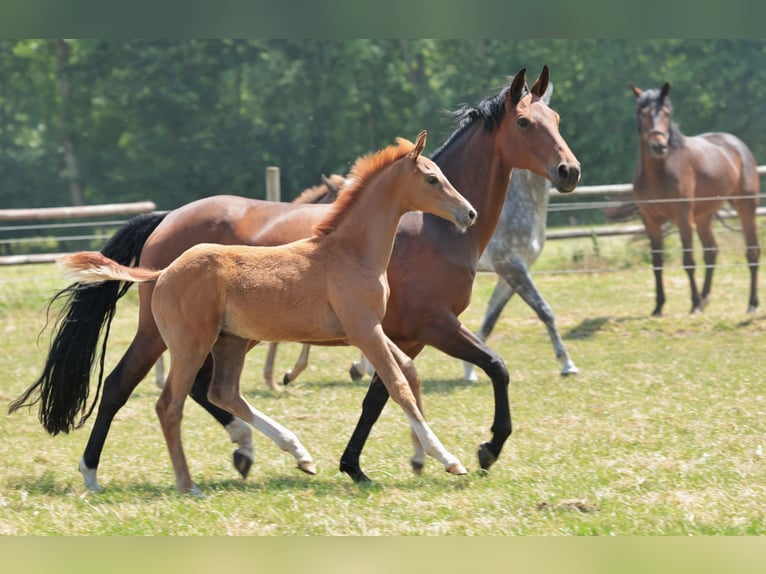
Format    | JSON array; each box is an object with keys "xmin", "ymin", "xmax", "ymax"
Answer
[{"xmin": 696, "ymin": 132, "xmax": 759, "ymax": 192}]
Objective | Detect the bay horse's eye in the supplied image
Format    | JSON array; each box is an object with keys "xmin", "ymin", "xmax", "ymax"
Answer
[
  {"xmin": 426, "ymin": 174, "xmax": 439, "ymax": 184},
  {"xmin": 517, "ymin": 117, "xmax": 531, "ymax": 129}
]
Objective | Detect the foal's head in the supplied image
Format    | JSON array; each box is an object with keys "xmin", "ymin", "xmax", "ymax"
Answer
[
  {"xmin": 315, "ymin": 131, "xmax": 476, "ymax": 235},
  {"xmin": 631, "ymin": 82, "xmax": 676, "ymax": 159}
]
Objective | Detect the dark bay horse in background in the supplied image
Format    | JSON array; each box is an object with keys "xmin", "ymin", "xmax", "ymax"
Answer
[
  {"xmin": 11, "ymin": 66, "xmax": 580, "ymax": 490},
  {"xmin": 59, "ymin": 132, "xmax": 477, "ymax": 494},
  {"xmin": 631, "ymin": 82, "xmax": 760, "ymax": 316}
]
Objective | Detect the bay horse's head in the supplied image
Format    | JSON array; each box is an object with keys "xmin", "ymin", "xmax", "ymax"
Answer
[
  {"xmin": 631, "ymin": 82, "xmax": 673, "ymax": 158},
  {"xmin": 500, "ymin": 66, "xmax": 580, "ymax": 193}
]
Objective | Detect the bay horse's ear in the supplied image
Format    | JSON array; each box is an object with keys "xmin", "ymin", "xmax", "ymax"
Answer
[
  {"xmin": 530, "ymin": 65, "xmax": 550, "ymax": 99},
  {"xmin": 630, "ymin": 84, "xmax": 643, "ymax": 98},
  {"xmin": 409, "ymin": 130, "xmax": 427, "ymax": 159},
  {"xmin": 660, "ymin": 82, "xmax": 670, "ymax": 99},
  {"xmin": 508, "ymin": 68, "xmax": 527, "ymax": 106}
]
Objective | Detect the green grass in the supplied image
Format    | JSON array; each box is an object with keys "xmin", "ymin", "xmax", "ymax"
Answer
[{"xmin": 1, "ymin": 224, "xmax": 766, "ymax": 535}]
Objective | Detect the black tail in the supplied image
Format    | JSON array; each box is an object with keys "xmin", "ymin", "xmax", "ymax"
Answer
[{"xmin": 8, "ymin": 212, "xmax": 167, "ymax": 435}]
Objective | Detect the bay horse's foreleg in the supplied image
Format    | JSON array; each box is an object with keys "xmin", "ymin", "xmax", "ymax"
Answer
[
  {"xmin": 464, "ymin": 277, "xmax": 514, "ymax": 381},
  {"xmin": 428, "ymin": 321, "xmax": 511, "ymax": 472},
  {"xmin": 283, "ymin": 344, "xmax": 311, "ymax": 385},
  {"xmin": 352, "ymin": 325, "xmax": 465, "ymax": 478},
  {"xmin": 208, "ymin": 335, "xmax": 315, "ymax": 476},
  {"xmin": 644, "ymin": 218, "xmax": 666, "ymax": 316},
  {"xmin": 79, "ymin": 328, "xmax": 167, "ymax": 492},
  {"xmin": 695, "ymin": 213, "xmax": 718, "ymax": 311},
  {"xmin": 678, "ymin": 217, "xmax": 702, "ymax": 313}
]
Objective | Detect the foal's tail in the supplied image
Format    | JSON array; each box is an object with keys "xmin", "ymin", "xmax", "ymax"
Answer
[{"xmin": 8, "ymin": 212, "xmax": 166, "ymax": 435}]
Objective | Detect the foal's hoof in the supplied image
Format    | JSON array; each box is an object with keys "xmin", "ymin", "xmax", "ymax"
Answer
[
  {"xmin": 233, "ymin": 450, "xmax": 253, "ymax": 479},
  {"xmin": 446, "ymin": 462, "xmax": 467, "ymax": 475},
  {"xmin": 298, "ymin": 460, "xmax": 317, "ymax": 475},
  {"xmin": 282, "ymin": 373, "xmax": 292, "ymax": 386},
  {"xmin": 477, "ymin": 442, "xmax": 497, "ymax": 471},
  {"xmin": 411, "ymin": 459, "xmax": 425, "ymax": 476}
]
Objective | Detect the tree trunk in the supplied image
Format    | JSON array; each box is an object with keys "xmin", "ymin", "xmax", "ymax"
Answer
[{"xmin": 51, "ymin": 39, "xmax": 85, "ymax": 206}]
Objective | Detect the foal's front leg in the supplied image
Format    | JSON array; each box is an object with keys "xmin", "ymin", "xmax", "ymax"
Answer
[{"xmin": 353, "ymin": 324, "xmax": 465, "ymax": 477}]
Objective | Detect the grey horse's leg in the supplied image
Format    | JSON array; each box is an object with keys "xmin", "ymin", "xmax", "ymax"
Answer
[
  {"xmin": 464, "ymin": 277, "xmax": 515, "ymax": 381},
  {"xmin": 466, "ymin": 266, "xmax": 578, "ymax": 379}
]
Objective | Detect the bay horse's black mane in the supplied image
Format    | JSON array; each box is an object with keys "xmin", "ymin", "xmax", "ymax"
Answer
[
  {"xmin": 432, "ymin": 83, "xmax": 524, "ymax": 162},
  {"xmin": 636, "ymin": 87, "xmax": 684, "ymax": 150}
]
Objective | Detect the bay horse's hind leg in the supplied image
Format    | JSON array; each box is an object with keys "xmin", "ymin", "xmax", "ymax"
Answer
[
  {"xmin": 695, "ymin": 213, "xmax": 718, "ymax": 311},
  {"xmin": 79, "ymin": 327, "xmax": 167, "ymax": 492},
  {"xmin": 208, "ymin": 335, "xmax": 316, "ymax": 476},
  {"xmin": 731, "ymin": 196, "xmax": 761, "ymax": 313}
]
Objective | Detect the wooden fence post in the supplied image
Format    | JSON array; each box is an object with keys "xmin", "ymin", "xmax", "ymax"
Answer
[{"xmin": 266, "ymin": 166, "xmax": 280, "ymax": 202}]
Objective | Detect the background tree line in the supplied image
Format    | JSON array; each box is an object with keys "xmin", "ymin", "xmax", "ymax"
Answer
[{"xmin": 1, "ymin": 39, "xmax": 765, "ymax": 212}]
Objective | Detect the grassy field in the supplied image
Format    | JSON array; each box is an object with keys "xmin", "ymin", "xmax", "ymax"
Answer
[{"xmin": 1, "ymin": 224, "xmax": 765, "ymax": 535}]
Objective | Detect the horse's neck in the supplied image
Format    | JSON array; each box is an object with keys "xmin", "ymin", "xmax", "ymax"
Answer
[
  {"xmin": 435, "ymin": 126, "xmax": 513, "ymax": 259},
  {"xmin": 327, "ymin": 181, "xmax": 405, "ymax": 272}
]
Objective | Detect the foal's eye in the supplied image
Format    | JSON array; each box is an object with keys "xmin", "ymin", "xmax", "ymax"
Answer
[
  {"xmin": 517, "ymin": 117, "xmax": 531, "ymax": 129},
  {"xmin": 426, "ymin": 174, "xmax": 439, "ymax": 184}
]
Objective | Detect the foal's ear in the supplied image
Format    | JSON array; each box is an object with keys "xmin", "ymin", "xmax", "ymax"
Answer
[
  {"xmin": 530, "ymin": 65, "xmax": 550, "ymax": 99},
  {"xmin": 630, "ymin": 84, "xmax": 643, "ymax": 98},
  {"xmin": 408, "ymin": 130, "xmax": 427, "ymax": 159},
  {"xmin": 660, "ymin": 82, "xmax": 670, "ymax": 98},
  {"xmin": 508, "ymin": 68, "xmax": 527, "ymax": 106}
]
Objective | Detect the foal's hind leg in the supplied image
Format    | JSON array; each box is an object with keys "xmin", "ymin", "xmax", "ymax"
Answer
[
  {"xmin": 283, "ymin": 344, "xmax": 311, "ymax": 385},
  {"xmin": 208, "ymin": 335, "xmax": 315, "ymax": 476}
]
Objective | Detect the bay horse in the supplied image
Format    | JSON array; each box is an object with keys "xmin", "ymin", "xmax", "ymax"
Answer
[
  {"xmin": 58, "ymin": 132, "xmax": 477, "ymax": 494},
  {"xmin": 270, "ymin": 82, "xmax": 579, "ymax": 385},
  {"xmin": 10, "ymin": 66, "xmax": 580, "ymax": 490},
  {"xmin": 631, "ymin": 82, "xmax": 760, "ymax": 316}
]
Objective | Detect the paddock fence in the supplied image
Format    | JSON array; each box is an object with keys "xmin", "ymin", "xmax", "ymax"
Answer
[{"xmin": 2, "ymin": 165, "xmax": 766, "ymax": 266}]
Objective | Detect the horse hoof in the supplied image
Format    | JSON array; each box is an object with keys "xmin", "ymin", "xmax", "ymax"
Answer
[
  {"xmin": 78, "ymin": 458, "xmax": 103, "ymax": 493},
  {"xmin": 446, "ymin": 462, "xmax": 467, "ymax": 475},
  {"xmin": 282, "ymin": 373, "xmax": 291, "ymax": 386},
  {"xmin": 186, "ymin": 485, "xmax": 205, "ymax": 498},
  {"xmin": 411, "ymin": 459, "xmax": 425, "ymax": 475},
  {"xmin": 747, "ymin": 305, "xmax": 757, "ymax": 314},
  {"xmin": 298, "ymin": 460, "xmax": 317, "ymax": 475},
  {"xmin": 340, "ymin": 462, "xmax": 372, "ymax": 483},
  {"xmin": 477, "ymin": 442, "xmax": 497, "ymax": 471},
  {"xmin": 560, "ymin": 364, "xmax": 579, "ymax": 377},
  {"xmin": 232, "ymin": 450, "xmax": 253, "ymax": 479},
  {"xmin": 349, "ymin": 364, "xmax": 364, "ymax": 381}
]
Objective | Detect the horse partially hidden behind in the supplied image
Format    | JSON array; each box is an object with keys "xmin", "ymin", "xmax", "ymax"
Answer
[
  {"xmin": 631, "ymin": 82, "xmax": 760, "ymax": 316},
  {"xmin": 58, "ymin": 131, "xmax": 477, "ymax": 494},
  {"xmin": 10, "ymin": 66, "xmax": 579, "ymax": 491}
]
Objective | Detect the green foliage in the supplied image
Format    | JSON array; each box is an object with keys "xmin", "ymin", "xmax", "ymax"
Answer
[{"xmin": 1, "ymin": 39, "xmax": 766, "ymax": 210}]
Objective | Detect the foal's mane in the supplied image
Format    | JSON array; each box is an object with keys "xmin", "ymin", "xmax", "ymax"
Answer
[
  {"xmin": 313, "ymin": 138, "xmax": 415, "ymax": 237},
  {"xmin": 431, "ymin": 83, "xmax": 518, "ymax": 162}
]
